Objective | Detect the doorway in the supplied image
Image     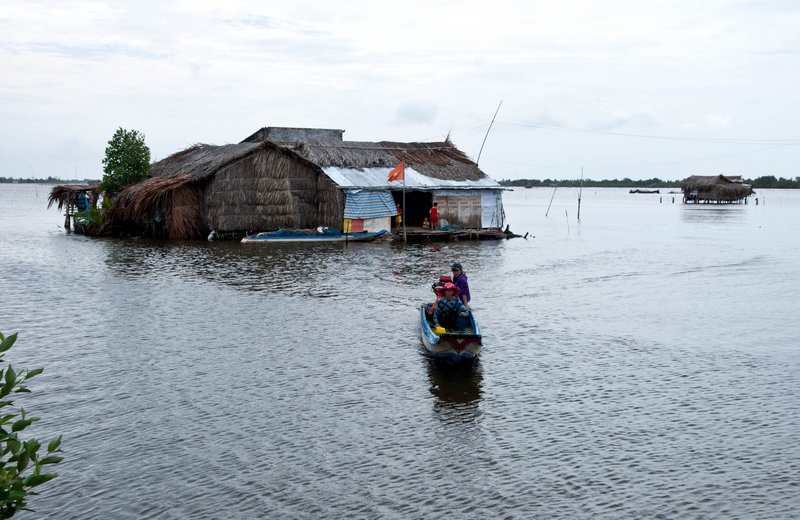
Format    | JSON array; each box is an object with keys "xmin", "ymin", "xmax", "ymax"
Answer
[{"xmin": 392, "ymin": 190, "xmax": 433, "ymax": 227}]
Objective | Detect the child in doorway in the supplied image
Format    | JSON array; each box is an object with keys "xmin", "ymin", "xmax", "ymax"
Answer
[
  {"xmin": 429, "ymin": 202, "xmax": 439, "ymax": 230},
  {"xmin": 395, "ymin": 204, "xmax": 403, "ymax": 230}
]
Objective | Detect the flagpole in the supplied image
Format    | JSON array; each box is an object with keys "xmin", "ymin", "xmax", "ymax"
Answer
[{"xmin": 402, "ymin": 174, "xmax": 407, "ymax": 243}]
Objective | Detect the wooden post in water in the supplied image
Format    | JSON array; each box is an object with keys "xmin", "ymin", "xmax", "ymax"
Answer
[
  {"xmin": 545, "ymin": 185, "xmax": 558, "ymax": 217},
  {"xmin": 577, "ymin": 167, "xmax": 584, "ymax": 221},
  {"xmin": 402, "ymin": 174, "xmax": 407, "ymax": 243}
]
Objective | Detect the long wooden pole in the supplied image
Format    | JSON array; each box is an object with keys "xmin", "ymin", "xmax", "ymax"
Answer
[
  {"xmin": 476, "ymin": 100, "xmax": 503, "ymax": 166},
  {"xmin": 403, "ymin": 175, "xmax": 407, "ymax": 243},
  {"xmin": 545, "ymin": 185, "xmax": 558, "ymax": 217},
  {"xmin": 577, "ymin": 166, "xmax": 584, "ymax": 221}
]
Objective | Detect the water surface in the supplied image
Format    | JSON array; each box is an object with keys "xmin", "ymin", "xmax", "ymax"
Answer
[{"xmin": 1, "ymin": 185, "xmax": 798, "ymax": 518}]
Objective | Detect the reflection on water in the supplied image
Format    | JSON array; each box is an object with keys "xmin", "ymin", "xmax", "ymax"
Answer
[
  {"xmin": 680, "ymin": 205, "xmax": 748, "ymax": 225},
  {"xmin": 426, "ymin": 359, "xmax": 483, "ymax": 423}
]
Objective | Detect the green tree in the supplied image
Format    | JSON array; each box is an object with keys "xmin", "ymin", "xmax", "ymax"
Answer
[
  {"xmin": 100, "ymin": 128, "xmax": 151, "ymax": 195},
  {"xmin": 0, "ymin": 332, "xmax": 62, "ymax": 518}
]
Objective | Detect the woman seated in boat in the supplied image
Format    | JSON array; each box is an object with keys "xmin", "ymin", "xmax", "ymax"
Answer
[
  {"xmin": 433, "ymin": 282, "xmax": 470, "ymax": 330},
  {"xmin": 425, "ymin": 275, "xmax": 452, "ymax": 317}
]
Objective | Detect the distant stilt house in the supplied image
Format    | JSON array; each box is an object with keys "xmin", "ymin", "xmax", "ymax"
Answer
[
  {"xmin": 681, "ymin": 175, "xmax": 754, "ymax": 204},
  {"xmin": 116, "ymin": 127, "xmax": 505, "ymax": 240}
]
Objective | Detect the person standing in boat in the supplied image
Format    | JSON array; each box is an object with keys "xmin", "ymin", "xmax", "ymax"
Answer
[
  {"xmin": 451, "ymin": 262, "xmax": 471, "ymax": 308},
  {"xmin": 433, "ymin": 282, "xmax": 469, "ymax": 330}
]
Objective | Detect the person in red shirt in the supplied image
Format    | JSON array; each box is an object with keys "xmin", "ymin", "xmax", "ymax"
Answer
[
  {"xmin": 395, "ymin": 203, "xmax": 403, "ymax": 230},
  {"xmin": 429, "ymin": 202, "xmax": 439, "ymax": 230}
]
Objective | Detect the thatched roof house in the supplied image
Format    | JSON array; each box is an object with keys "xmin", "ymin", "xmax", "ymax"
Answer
[
  {"xmin": 681, "ymin": 175, "xmax": 753, "ymax": 203},
  {"xmin": 115, "ymin": 127, "xmax": 504, "ymax": 239}
]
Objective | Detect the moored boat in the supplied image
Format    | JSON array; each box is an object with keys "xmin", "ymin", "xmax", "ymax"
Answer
[
  {"xmin": 242, "ymin": 229, "xmax": 387, "ymax": 243},
  {"xmin": 419, "ymin": 305, "xmax": 482, "ymax": 362}
]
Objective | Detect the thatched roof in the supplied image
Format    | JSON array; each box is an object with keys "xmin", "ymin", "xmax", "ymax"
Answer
[
  {"xmin": 293, "ymin": 139, "xmax": 488, "ymax": 182},
  {"xmin": 681, "ymin": 174, "xmax": 753, "ymax": 200},
  {"xmin": 148, "ymin": 141, "xmax": 325, "ymax": 182},
  {"xmin": 47, "ymin": 184, "xmax": 101, "ymax": 211},
  {"xmin": 146, "ymin": 134, "xmax": 495, "ymax": 189},
  {"xmin": 150, "ymin": 143, "xmax": 263, "ymax": 180}
]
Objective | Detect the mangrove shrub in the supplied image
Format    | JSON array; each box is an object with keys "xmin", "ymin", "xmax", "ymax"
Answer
[
  {"xmin": 0, "ymin": 332, "xmax": 62, "ymax": 518},
  {"xmin": 101, "ymin": 127, "xmax": 151, "ymax": 195}
]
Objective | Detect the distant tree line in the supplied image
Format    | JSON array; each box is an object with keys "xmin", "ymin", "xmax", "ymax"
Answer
[
  {"xmin": 499, "ymin": 177, "xmax": 680, "ymax": 188},
  {"xmin": 747, "ymin": 175, "xmax": 800, "ymax": 189},
  {"xmin": 0, "ymin": 176, "xmax": 100, "ymax": 184},
  {"xmin": 499, "ymin": 175, "xmax": 800, "ymax": 189}
]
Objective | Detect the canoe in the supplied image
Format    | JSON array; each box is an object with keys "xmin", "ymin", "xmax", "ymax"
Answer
[
  {"xmin": 242, "ymin": 229, "xmax": 387, "ymax": 243},
  {"xmin": 419, "ymin": 305, "xmax": 482, "ymax": 362}
]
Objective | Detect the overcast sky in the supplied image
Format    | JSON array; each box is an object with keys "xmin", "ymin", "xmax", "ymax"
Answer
[{"xmin": 2, "ymin": 0, "xmax": 798, "ymax": 180}]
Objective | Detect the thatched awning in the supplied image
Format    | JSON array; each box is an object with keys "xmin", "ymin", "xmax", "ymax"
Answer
[
  {"xmin": 48, "ymin": 184, "xmax": 101, "ymax": 211},
  {"xmin": 116, "ymin": 174, "xmax": 194, "ymax": 220}
]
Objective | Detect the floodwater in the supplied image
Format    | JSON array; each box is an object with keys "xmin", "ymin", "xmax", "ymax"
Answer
[{"xmin": 1, "ymin": 184, "xmax": 799, "ymax": 519}]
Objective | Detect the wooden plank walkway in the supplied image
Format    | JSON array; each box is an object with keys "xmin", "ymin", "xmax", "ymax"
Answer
[{"xmin": 391, "ymin": 226, "xmax": 508, "ymax": 242}]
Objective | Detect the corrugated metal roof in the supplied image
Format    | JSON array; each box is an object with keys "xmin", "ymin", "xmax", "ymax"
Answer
[{"xmin": 323, "ymin": 166, "xmax": 501, "ymax": 190}]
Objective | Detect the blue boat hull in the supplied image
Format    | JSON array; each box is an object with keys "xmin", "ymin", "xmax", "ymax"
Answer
[{"xmin": 419, "ymin": 305, "xmax": 482, "ymax": 362}]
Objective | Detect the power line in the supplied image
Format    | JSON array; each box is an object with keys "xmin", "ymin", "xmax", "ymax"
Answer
[
  {"xmin": 483, "ymin": 141, "xmax": 798, "ymax": 171},
  {"xmin": 498, "ymin": 118, "xmax": 800, "ymax": 145}
]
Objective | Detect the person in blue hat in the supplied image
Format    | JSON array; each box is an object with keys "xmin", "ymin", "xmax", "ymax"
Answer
[{"xmin": 451, "ymin": 262, "xmax": 471, "ymax": 308}]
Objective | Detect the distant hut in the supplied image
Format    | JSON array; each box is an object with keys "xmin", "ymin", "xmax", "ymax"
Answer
[
  {"xmin": 681, "ymin": 175, "xmax": 753, "ymax": 204},
  {"xmin": 115, "ymin": 127, "xmax": 505, "ymax": 239}
]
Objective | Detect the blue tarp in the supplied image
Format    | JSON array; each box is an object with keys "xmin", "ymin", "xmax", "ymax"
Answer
[{"xmin": 343, "ymin": 190, "xmax": 397, "ymax": 219}]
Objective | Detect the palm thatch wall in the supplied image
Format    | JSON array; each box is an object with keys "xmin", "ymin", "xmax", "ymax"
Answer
[
  {"xmin": 205, "ymin": 147, "xmax": 341, "ymax": 233},
  {"xmin": 681, "ymin": 175, "xmax": 753, "ymax": 202}
]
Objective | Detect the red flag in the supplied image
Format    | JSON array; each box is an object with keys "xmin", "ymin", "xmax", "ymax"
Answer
[{"xmin": 388, "ymin": 161, "xmax": 405, "ymax": 182}]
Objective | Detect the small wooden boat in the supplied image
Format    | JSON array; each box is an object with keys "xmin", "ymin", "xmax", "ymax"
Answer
[
  {"xmin": 242, "ymin": 229, "xmax": 387, "ymax": 243},
  {"xmin": 419, "ymin": 305, "xmax": 482, "ymax": 362},
  {"xmin": 629, "ymin": 189, "xmax": 660, "ymax": 194}
]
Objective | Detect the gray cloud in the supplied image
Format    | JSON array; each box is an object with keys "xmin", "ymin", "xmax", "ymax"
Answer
[
  {"xmin": 1, "ymin": 0, "xmax": 798, "ymax": 180},
  {"xmin": 395, "ymin": 101, "xmax": 438, "ymax": 125}
]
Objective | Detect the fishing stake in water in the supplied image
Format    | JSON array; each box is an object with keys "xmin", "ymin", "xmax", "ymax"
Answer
[
  {"xmin": 577, "ymin": 166, "xmax": 584, "ymax": 221},
  {"xmin": 546, "ymin": 185, "xmax": 558, "ymax": 217}
]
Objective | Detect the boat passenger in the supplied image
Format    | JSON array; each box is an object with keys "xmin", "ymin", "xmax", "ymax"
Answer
[
  {"xmin": 426, "ymin": 275, "xmax": 451, "ymax": 317},
  {"xmin": 433, "ymin": 282, "xmax": 469, "ymax": 330},
  {"xmin": 451, "ymin": 262, "xmax": 471, "ymax": 308}
]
